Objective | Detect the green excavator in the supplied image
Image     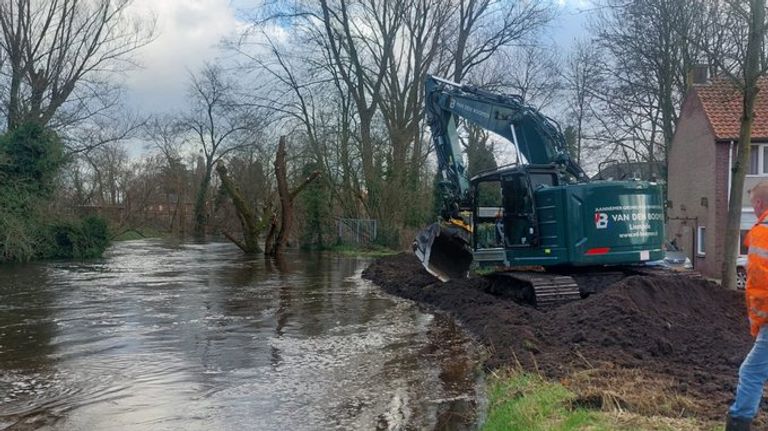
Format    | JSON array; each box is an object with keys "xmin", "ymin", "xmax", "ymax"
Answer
[{"xmin": 413, "ymin": 76, "xmax": 666, "ymax": 306}]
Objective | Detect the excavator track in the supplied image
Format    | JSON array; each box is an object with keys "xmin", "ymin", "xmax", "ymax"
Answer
[
  {"xmin": 491, "ymin": 272, "xmax": 581, "ymax": 307},
  {"xmin": 623, "ymin": 266, "xmax": 702, "ymax": 279},
  {"xmin": 487, "ymin": 265, "xmax": 700, "ymax": 308}
]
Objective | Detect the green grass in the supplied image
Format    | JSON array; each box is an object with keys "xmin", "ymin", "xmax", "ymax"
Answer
[
  {"xmin": 326, "ymin": 243, "xmax": 398, "ymax": 257},
  {"xmin": 482, "ymin": 370, "xmax": 719, "ymax": 431},
  {"xmin": 484, "ymin": 371, "xmax": 604, "ymax": 431}
]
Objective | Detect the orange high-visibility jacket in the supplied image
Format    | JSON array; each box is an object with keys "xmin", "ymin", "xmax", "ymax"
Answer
[{"xmin": 746, "ymin": 210, "xmax": 768, "ymax": 336}]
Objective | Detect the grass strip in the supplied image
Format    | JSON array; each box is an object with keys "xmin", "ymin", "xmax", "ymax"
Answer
[
  {"xmin": 482, "ymin": 369, "xmax": 719, "ymax": 431},
  {"xmin": 327, "ymin": 243, "xmax": 398, "ymax": 257}
]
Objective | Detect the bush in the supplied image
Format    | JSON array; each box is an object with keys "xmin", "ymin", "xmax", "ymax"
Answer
[
  {"xmin": 0, "ymin": 184, "xmax": 46, "ymax": 262},
  {"xmin": 0, "ymin": 124, "xmax": 110, "ymax": 263},
  {"xmin": 374, "ymin": 224, "xmax": 402, "ymax": 249},
  {"xmin": 45, "ymin": 216, "xmax": 110, "ymax": 259},
  {"xmin": 0, "ymin": 208, "xmax": 43, "ymax": 262},
  {"xmin": 0, "ymin": 123, "xmax": 64, "ymax": 195}
]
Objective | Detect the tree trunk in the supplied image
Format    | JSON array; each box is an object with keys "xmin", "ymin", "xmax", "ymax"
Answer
[
  {"xmin": 264, "ymin": 212, "xmax": 278, "ymax": 255},
  {"xmin": 193, "ymin": 162, "xmax": 213, "ymax": 238},
  {"xmin": 266, "ymin": 136, "xmax": 321, "ymax": 256},
  {"xmin": 216, "ymin": 162, "xmax": 262, "ymax": 253},
  {"xmin": 722, "ymin": 0, "xmax": 765, "ymax": 290},
  {"xmin": 271, "ymin": 138, "xmax": 291, "ymax": 256}
]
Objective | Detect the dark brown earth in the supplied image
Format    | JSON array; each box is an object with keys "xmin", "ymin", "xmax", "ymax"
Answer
[{"xmin": 363, "ymin": 253, "xmax": 756, "ymax": 421}]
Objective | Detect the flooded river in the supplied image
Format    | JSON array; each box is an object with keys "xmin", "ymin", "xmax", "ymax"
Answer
[{"xmin": 0, "ymin": 240, "xmax": 483, "ymax": 430}]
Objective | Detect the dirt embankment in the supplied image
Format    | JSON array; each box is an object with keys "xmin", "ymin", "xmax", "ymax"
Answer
[{"xmin": 363, "ymin": 253, "xmax": 753, "ymax": 421}]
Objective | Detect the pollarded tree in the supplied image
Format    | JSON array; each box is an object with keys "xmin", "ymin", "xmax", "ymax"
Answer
[{"xmin": 0, "ymin": 0, "xmax": 155, "ymax": 132}]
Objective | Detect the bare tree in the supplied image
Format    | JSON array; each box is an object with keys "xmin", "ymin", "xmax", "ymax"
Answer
[
  {"xmin": 562, "ymin": 40, "xmax": 603, "ymax": 165},
  {"xmin": 720, "ymin": 0, "xmax": 768, "ymax": 289},
  {"xmin": 63, "ymin": 112, "xmax": 146, "ymax": 155},
  {"xmin": 496, "ymin": 44, "xmax": 562, "ymax": 111},
  {"xmin": 216, "ymin": 161, "xmax": 264, "ymax": 253},
  {"xmin": 447, "ymin": 0, "xmax": 555, "ymax": 82},
  {"xmin": 591, "ymin": 0, "xmax": 709, "ymax": 166},
  {"xmin": 144, "ymin": 116, "xmax": 188, "ymax": 234},
  {"xmin": 376, "ymin": 0, "xmax": 449, "ymax": 222},
  {"xmin": 264, "ymin": 136, "xmax": 320, "ymax": 256},
  {"xmin": 239, "ymin": 0, "xmax": 557, "ymax": 245},
  {"xmin": 82, "ymin": 141, "xmax": 131, "ymax": 207},
  {"xmin": 145, "ymin": 116, "xmax": 185, "ymax": 166},
  {"xmin": 250, "ymin": 0, "xmax": 428, "ymax": 222},
  {"xmin": 183, "ymin": 64, "xmax": 263, "ymax": 237},
  {"xmin": 316, "ymin": 0, "xmax": 402, "ymax": 217},
  {"xmin": 0, "ymin": 0, "xmax": 155, "ymax": 131}
]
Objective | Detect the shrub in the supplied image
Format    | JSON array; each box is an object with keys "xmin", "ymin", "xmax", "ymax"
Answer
[
  {"xmin": 0, "ymin": 124, "xmax": 110, "ymax": 263},
  {"xmin": 45, "ymin": 216, "xmax": 110, "ymax": 259},
  {"xmin": 0, "ymin": 184, "xmax": 46, "ymax": 262},
  {"xmin": 0, "ymin": 123, "xmax": 64, "ymax": 195}
]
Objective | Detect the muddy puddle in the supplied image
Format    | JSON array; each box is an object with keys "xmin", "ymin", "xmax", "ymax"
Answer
[{"xmin": 0, "ymin": 240, "xmax": 484, "ymax": 430}]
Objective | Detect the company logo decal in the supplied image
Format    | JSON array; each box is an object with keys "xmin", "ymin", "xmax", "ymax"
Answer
[{"xmin": 595, "ymin": 212, "xmax": 609, "ymax": 229}]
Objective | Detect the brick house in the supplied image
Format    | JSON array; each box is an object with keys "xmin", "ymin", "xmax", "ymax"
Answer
[{"xmin": 667, "ymin": 75, "xmax": 768, "ymax": 278}]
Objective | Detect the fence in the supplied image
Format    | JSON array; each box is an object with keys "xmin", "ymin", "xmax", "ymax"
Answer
[{"xmin": 337, "ymin": 218, "xmax": 378, "ymax": 245}]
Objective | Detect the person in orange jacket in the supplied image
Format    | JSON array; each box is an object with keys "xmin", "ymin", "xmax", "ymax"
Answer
[{"xmin": 728, "ymin": 181, "xmax": 768, "ymax": 431}]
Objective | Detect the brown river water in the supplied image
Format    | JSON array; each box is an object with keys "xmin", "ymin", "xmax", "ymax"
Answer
[{"xmin": 0, "ymin": 240, "xmax": 484, "ymax": 430}]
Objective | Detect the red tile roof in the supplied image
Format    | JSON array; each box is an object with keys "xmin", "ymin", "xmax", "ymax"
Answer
[{"xmin": 694, "ymin": 76, "xmax": 768, "ymax": 140}]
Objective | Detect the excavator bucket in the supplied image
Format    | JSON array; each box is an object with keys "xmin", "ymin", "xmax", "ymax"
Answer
[{"xmin": 413, "ymin": 222, "xmax": 473, "ymax": 281}]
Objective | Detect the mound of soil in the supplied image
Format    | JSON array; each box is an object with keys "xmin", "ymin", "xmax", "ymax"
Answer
[{"xmin": 363, "ymin": 253, "xmax": 753, "ymax": 420}]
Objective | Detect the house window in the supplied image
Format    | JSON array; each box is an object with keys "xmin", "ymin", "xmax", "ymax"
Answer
[
  {"xmin": 741, "ymin": 230, "xmax": 750, "ymax": 255},
  {"xmin": 748, "ymin": 144, "xmax": 768, "ymax": 176},
  {"xmin": 697, "ymin": 226, "xmax": 706, "ymax": 256}
]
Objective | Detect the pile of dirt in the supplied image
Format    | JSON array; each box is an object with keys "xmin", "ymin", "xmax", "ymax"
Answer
[{"xmin": 363, "ymin": 253, "xmax": 753, "ymax": 420}]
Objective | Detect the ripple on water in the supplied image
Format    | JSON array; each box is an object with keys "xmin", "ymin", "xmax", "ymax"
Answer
[{"xmin": 0, "ymin": 240, "xmax": 483, "ymax": 430}]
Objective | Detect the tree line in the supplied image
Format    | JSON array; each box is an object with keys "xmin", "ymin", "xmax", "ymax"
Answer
[{"xmin": 0, "ymin": 0, "xmax": 766, "ymax": 268}]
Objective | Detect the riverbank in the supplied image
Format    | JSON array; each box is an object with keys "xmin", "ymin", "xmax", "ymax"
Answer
[{"xmin": 363, "ymin": 253, "xmax": 749, "ymax": 430}]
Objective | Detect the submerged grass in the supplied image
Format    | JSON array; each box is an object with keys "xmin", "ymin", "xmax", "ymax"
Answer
[
  {"xmin": 482, "ymin": 369, "xmax": 719, "ymax": 431},
  {"xmin": 327, "ymin": 243, "xmax": 398, "ymax": 257}
]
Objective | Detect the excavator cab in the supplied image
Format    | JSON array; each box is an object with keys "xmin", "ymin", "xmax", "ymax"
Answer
[
  {"xmin": 501, "ymin": 172, "xmax": 538, "ymax": 247},
  {"xmin": 473, "ymin": 180, "xmax": 503, "ymax": 249},
  {"xmin": 473, "ymin": 167, "xmax": 556, "ymax": 251},
  {"xmin": 414, "ymin": 166, "xmax": 544, "ymax": 280}
]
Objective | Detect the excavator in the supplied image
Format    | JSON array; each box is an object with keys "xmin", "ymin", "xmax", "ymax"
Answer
[{"xmin": 413, "ymin": 75, "xmax": 666, "ymax": 306}]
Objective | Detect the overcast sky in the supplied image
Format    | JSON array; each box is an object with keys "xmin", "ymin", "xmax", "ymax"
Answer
[
  {"xmin": 123, "ymin": 0, "xmax": 592, "ymax": 114},
  {"xmin": 124, "ymin": 0, "xmax": 243, "ymax": 112}
]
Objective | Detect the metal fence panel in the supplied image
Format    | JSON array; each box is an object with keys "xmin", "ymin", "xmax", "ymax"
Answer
[{"xmin": 337, "ymin": 218, "xmax": 378, "ymax": 245}]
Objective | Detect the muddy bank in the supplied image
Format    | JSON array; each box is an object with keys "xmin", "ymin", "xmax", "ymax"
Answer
[{"xmin": 363, "ymin": 253, "xmax": 753, "ymax": 421}]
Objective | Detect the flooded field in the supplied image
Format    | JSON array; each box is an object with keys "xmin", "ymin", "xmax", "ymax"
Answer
[{"xmin": 0, "ymin": 240, "xmax": 483, "ymax": 430}]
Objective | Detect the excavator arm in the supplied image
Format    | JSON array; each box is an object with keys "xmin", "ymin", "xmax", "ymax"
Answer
[{"xmin": 426, "ymin": 75, "xmax": 587, "ymax": 190}]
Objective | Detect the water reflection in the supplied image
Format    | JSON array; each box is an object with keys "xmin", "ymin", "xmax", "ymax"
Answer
[
  {"xmin": 0, "ymin": 263, "xmax": 57, "ymax": 371},
  {"xmin": 0, "ymin": 240, "xmax": 482, "ymax": 430}
]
